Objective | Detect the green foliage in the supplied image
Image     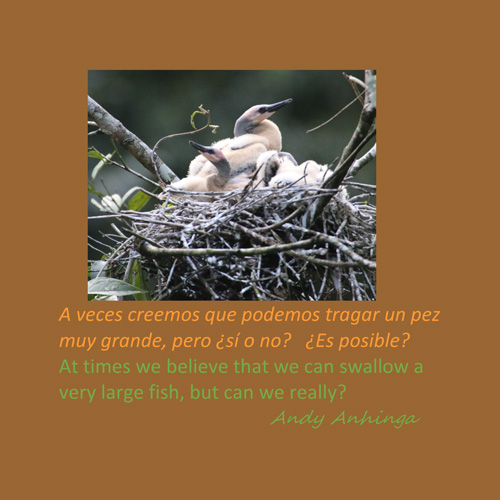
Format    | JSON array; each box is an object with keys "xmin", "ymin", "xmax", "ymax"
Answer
[
  {"xmin": 126, "ymin": 190, "xmax": 151, "ymax": 211},
  {"xmin": 88, "ymin": 277, "xmax": 147, "ymax": 301},
  {"xmin": 90, "ymin": 151, "xmax": 115, "ymax": 181},
  {"xmin": 128, "ymin": 258, "xmax": 151, "ymax": 301},
  {"xmin": 88, "ymin": 149, "xmax": 106, "ymax": 159},
  {"xmin": 190, "ymin": 105, "xmax": 219, "ymax": 134},
  {"xmin": 88, "ymin": 141, "xmax": 153, "ymax": 213}
]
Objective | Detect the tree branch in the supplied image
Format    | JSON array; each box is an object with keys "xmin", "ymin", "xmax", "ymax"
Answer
[
  {"xmin": 87, "ymin": 96, "xmax": 179, "ymax": 183},
  {"xmin": 346, "ymin": 143, "xmax": 377, "ymax": 179},
  {"xmin": 133, "ymin": 233, "xmax": 318, "ymax": 258},
  {"xmin": 303, "ymin": 70, "xmax": 376, "ymax": 227}
]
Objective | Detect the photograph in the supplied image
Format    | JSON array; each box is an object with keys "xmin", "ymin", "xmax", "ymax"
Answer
[{"xmin": 88, "ymin": 70, "xmax": 376, "ymax": 301}]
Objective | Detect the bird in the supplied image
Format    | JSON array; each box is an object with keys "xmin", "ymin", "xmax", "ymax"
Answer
[
  {"xmin": 254, "ymin": 150, "xmax": 332, "ymax": 188},
  {"xmin": 253, "ymin": 150, "xmax": 298, "ymax": 186},
  {"xmin": 172, "ymin": 99, "xmax": 292, "ymax": 193},
  {"xmin": 191, "ymin": 141, "xmax": 254, "ymax": 192},
  {"xmin": 233, "ymin": 98, "xmax": 292, "ymax": 151}
]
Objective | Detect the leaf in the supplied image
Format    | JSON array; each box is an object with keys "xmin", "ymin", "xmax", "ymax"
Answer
[
  {"xmin": 89, "ymin": 260, "xmax": 108, "ymax": 279},
  {"xmin": 91, "ymin": 152, "xmax": 115, "ymax": 181},
  {"xmin": 88, "ymin": 293, "xmax": 119, "ymax": 301},
  {"xmin": 90, "ymin": 194, "xmax": 122, "ymax": 212},
  {"xmin": 190, "ymin": 110, "xmax": 202, "ymax": 129},
  {"xmin": 190, "ymin": 105, "xmax": 208, "ymax": 129},
  {"xmin": 128, "ymin": 258, "xmax": 151, "ymax": 300},
  {"xmin": 88, "ymin": 277, "xmax": 145, "ymax": 296},
  {"xmin": 88, "ymin": 149, "xmax": 105, "ymax": 159},
  {"xmin": 126, "ymin": 190, "xmax": 151, "ymax": 212}
]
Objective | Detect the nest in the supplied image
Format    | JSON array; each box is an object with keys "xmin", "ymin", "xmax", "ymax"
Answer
[{"xmin": 96, "ymin": 182, "xmax": 376, "ymax": 301}]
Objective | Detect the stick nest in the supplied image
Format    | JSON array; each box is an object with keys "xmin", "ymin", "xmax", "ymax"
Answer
[{"xmin": 99, "ymin": 182, "xmax": 376, "ymax": 301}]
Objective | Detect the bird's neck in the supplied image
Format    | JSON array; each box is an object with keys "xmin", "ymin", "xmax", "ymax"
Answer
[
  {"xmin": 213, "ymin": 160, "xmax": 231, "ymax": 185},
  {"xmin": 234, "ymin": 119, "xmax": 282, "ymax": 151}
]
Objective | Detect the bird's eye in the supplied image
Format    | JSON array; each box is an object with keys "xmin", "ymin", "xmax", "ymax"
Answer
[{"xmin": 258, "ymin": 107, "xmax": 267, "ymax": 114}]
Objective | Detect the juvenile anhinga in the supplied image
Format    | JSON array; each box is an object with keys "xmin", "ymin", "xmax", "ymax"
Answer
[{"xmin": 173, "ymin": 99, "xmax": 292, "ymax": 193}]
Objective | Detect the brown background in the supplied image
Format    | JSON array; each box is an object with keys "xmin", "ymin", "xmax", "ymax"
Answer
[{"xmin": 4, "ymin": 2, "xmax": 497, "ymax": 499}]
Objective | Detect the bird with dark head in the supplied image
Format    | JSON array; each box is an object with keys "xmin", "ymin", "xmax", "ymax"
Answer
[
  {"xmin": 188, "ymin": 141, "xmax": 231, "ymax": 191},
  {"xmin": 233, "ymin": 98, "xmax": 292, "ymax": 151},
  {"xmin": 171, "ymin": 141, "xmax": 257, "ymax": 195},
  {"xmin": 175, "ymin": 99, "xmax": 293, "ymax": 193}
]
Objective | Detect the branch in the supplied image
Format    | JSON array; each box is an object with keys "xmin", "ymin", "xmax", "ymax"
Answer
[
  {"xmin": 304, "ymin": 70, "xmax": 376, "ymax": 227},
  {"xmin": 87, "ymin": 96, "xmax": 179, "ymax": 183},
  {"xmin": 133, "ymin": 233, "xmax": 318, "ymax": 258},
  {"xmin": 346, "ymin": 143, "xmax": 376, "ymax": 179}
]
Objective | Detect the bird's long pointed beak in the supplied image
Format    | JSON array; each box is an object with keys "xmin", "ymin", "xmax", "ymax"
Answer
[
  {"xmin": 189, "ymin": 141, "xmax": 214, "ymax": 154},
  {"xmin": 261, "ymin": 98, "xmax": 293, "ymax": 114}
]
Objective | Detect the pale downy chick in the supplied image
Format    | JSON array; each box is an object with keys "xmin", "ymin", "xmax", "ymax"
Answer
[
  {"xmin": 253, "ymin": 150, "xmax": 298, "ymax": 186},
  {"xmin": 173, "ymin": 141, "xmax": 255, "ymax": 194},
  {"xmin": 270, "ymin": 161, "xmax": 333, "ymax": 187},
  {"xmin": 255, "ymin": 150, "xmax": 332, "ymax": 188},
  {"xmin": 185, "ymin": 99, "xmax": 292, "ymax": 180}
]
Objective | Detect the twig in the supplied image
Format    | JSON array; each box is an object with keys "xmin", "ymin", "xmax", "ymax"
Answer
[
  {"xmin": 150, "ymin": 105, "xmax": 218, "ymax": 186},
  {"xmin": 134, "ymin": 234, "xmax": 319, "ymax": 258},
  {"xmin": 343, "ymin": 73, "xmax": 366, "ymax": 105},
  {"xmin": 92, "ymin": 153, "xmax": 162, "ymax": 188},
  {"xmin": 255, "ymin": 204, "xmax": 307, "ymax": 232},
  {"xmin": 307, "ymin": 89, "xmax": 366, "ymax": 134},
  {"xmin": 343, "ymin": 73, "xmax": 367, "ymax": 90},
  {"xmin": 315, "ymin": 234, "xmax": 376, "ymax": 269}
]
